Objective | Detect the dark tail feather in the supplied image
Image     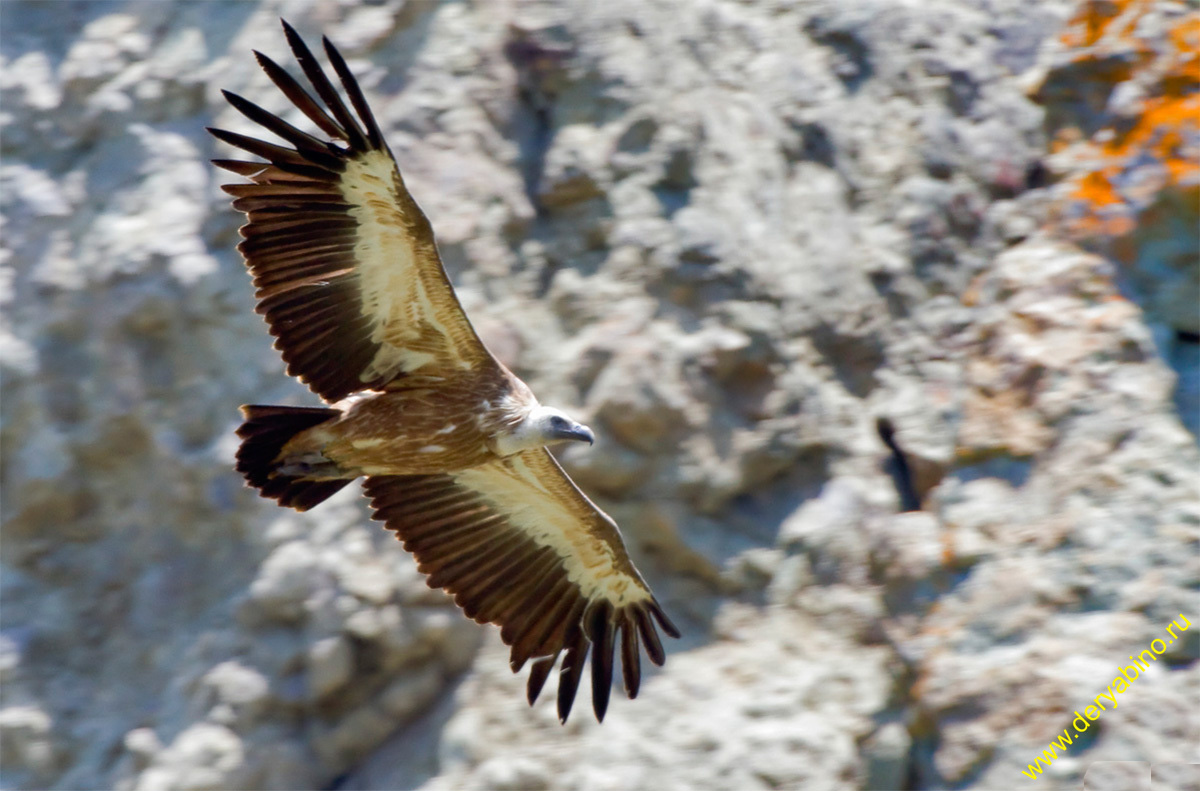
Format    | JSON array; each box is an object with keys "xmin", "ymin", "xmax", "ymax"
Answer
[{"xmin": 235, "ymin": 404, "xmax": 351, "ymax": 511}]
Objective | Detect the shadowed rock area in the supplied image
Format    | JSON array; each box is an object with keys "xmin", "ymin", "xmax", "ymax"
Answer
[{"xmin": 1, "ymin": 1, "xmax": 1196, "ymax": 789}]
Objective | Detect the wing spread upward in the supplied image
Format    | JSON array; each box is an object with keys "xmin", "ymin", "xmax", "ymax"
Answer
[
  {"xmin": 209, "ymin": 20, "xmax": 494, "ymax": 402},
  {"xmin": 363, "ymin": 448, "xmax": 679, "ymax": 723}
]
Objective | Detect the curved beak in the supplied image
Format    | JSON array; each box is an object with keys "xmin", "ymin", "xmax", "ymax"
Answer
[{"xmin": 559, "ymin": 422, "xmax": 594, "ymax": 446}]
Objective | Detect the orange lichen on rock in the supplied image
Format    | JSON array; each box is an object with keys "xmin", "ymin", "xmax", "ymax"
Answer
[
  {"xmin": 1036, "ymin": 0, "xmax": 1200, "ymax": 241},
  {"xmin": 1058, "ymin": 0, "xmax": 1139, "ymax": 49}
]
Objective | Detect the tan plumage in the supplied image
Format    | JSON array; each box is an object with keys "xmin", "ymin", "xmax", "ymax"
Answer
[{"xmin": 210, "ymin": 20, "xmax": 678, "ymax": 723}]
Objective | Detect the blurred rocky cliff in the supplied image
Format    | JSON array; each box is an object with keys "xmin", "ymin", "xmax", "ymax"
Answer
[{"xmin": 1, "ymin": 1, "xmax": 1196, "ymax": 789}]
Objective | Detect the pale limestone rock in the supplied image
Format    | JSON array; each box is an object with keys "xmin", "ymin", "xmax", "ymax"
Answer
[
  {"xmin": 202, "ymin": 660, "xmax": 272, "ymax": 727},
  {"xmin": 136, "ymin": 723, "xmax": 246, "ymax": 791},
  {"xmin": 244, "ymin": 541, "xmax": 322, "ymax": 624},
  {"xmin": 379, "ymin": 664, "xmax": 444, "ymax": 719},
  {"xmin": 122, "ymin": 727, "xmax": 162, "ymax": 769},
  {"xmin": 2, "ymin": 1, "xmax": 1196, "ymax": 790},
  {"xmin": 0, "ymin": 705, "xmax": 60, "ymax": 783},
  {"xmin": 306, "ymin": 636, "xmax": 354, "ymax": 701}
]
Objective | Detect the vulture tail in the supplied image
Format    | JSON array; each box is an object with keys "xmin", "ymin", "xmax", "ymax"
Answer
[{"xmin": 235, "ymin": 404, "xmax": 351, "ymax": 511}]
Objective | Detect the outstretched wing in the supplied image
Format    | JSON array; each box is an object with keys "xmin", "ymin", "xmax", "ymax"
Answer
[
  {"xmin": 363, "ymin": 448, "xmax": 679, "ymax": 723},
  {"xmin": 209, "ymin": 20, "xmax": 494, "ymax": 402}
]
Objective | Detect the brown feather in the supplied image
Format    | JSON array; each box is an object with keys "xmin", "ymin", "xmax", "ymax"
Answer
[
  {"xmin": 214, "ymin": 159, "xmax": 283, "ymax": 179},
  {"xmin": 526, "ymin": 654, "xmax": 558, "ymax": 706},
  {"xmin": 556, "ymin": 626, "xmax": 587, "ymax": 724},
  {"xmin": 471, "ymin": 548, "xmax": 560, "ymax": 626},
  {"xmin": 507, "ymin": 578, "xmax": 576, "ymax": 668},
  {"xmin": 253, "ymin": 49, "xmax": 345, "ymax": 140},
  {"xmin": 451, "ymin": 534, "xmax": 533, "ymax": 593},
  {"xmin": 424, "ymin": 528, "xmax": 514, "ymax": 589},
  {"xmin": 400, "ymin": 516, "xmax": 494, "ymax": 555},
  {"xmin": 635, "ymin": 607, "xmax": 667, "ymax": 667},
  {"xmin": 255, "ymin": 269, "xmax": 356, "ymax": 296},
  {"xmin": 245, "ymin": 245, "xmax": 355, "ymax": 272},
  {"xmin": 240, "ymin": 215, "xmax": 353, "ymax": 238},
  {"xmin": 649, "ymin": 602, "xmax": 682, "ymax": 639},
  {"xmin": 496, "ymin": 568, "xmax": 566, "ymax": 650},
  {"xmin": 244, "ymin": 243, "xmax": 357, "ymax": 270},
  {"xmin": 521, "ymin": 597, "xmax": 586, "ymax": 669},
  {"xmin": 620, "ymin": 617, "xmax": 641, "ymax": 698},
  {"xmin": 588, "ymin": 602, "xmax": 616, "ymax": 722}
]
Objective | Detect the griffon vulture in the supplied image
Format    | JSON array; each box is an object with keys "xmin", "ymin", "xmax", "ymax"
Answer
[{"xmin": 209, "ymin": 20, "xmax": 679, "ymax": 723}]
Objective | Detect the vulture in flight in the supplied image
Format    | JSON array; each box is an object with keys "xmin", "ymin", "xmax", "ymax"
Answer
[{"xmin": 209, "ymin": 20, "xmax": 679, "ymax": 723}]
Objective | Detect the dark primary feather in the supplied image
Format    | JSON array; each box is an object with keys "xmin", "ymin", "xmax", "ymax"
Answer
[
  {"xmin": 526, "ymin": 655, "xmax": 557, "ymax": 706},
  {"xmin": 220, "ymin": 89, "xmax": 342, "ymax": 165},
  {"xmin": 252, "ymin": 49, "xmax": 345, "ymax": 140},
  {"xmin": 588, "ymin": 601, "xmax": 616, "ymax": 722},
  {"xmin": 556, "ymin": 627, "xmax": 587, "ymax": 724},
  {"xmin": 322, "ymin": 35, "xmax": 384, "ymax": 149},
  {"xmin": 650, "ymin": 605, "xmax": 682, "ymax": 640},
  {"xmin": 282, "ymin": 20, "xmax": 369, "ymax": 150},
  {"xmin": 636, "ymin": 609, "xmax": 667, "ymax": 667},
  {"xmin": 208, "ymin": 126, "xmax": 335, "ymax": 173},
  {"xmin": 620, "ymin": 619, "xmax": 642, "ymax": 698}
]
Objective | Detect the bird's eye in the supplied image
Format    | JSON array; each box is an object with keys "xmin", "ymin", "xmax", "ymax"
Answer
[{"xmin": 550, "ymin": 416, "xmax": 566, "ymax": 428}]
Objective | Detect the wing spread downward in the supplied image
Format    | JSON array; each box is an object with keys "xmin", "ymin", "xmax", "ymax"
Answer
[
  {"xmin": 210, "ymin": 20, "xmax": 493, "ymax": 402},
  {"xmin": 363, "ymin": 448, "xmax": 680, "ymax": 723}
]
